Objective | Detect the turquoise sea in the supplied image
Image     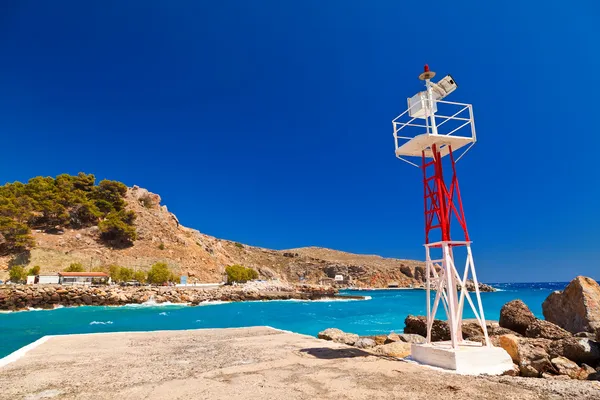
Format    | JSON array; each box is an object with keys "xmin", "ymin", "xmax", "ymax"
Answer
[{"xmin": 0, "ymin": 282, "xmax": 566, "ymax": 359}]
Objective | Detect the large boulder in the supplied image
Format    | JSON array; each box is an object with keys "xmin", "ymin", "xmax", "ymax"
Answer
[
  {"xmin": 551, "ymin": 356, "xmax": 591, "ymax": 380},
  {"xmin": 461, "ymin": 319, "xmax": 505, "ymax": 339},
  {"xmin": 499, "ymin": 300, "xmax": 537, "ymax": 335},
  {"xmin": 365, "ymin": 335, "xmax": 387, "ymax": 346},
  {"xmin": 317, "ymin": 328, "xmax": 359, "ymax": 346},
  {"xmin": 354, "ymin": 338, "xmax": 376, "ymax": 349},
  {"xmin": 547, "ymin": 337, "xmax": 600, "ymax": 366},
  {"xmin": 525, "ymin": 319, "xmax": 572, "ymax": 340},
  {"xmin": 398, "ymin": 333, "xmax": 426, "ymax": 344},
  {"xmin": 542, "ymin": 276, "xmax": 600, "ymax": 336},
  {"xmin": 384, "ymin": 332, "xmax": 401, "ymax": 343},
  {"xmin": 498, "ymin": 334, "xmax": 555, "ymax": 377},
  {"xmin": 374, "ymin": 342, "xmax": 411, "ymax": 358},
  {"xmin": 404, "ymin": 315, "xmax": 501, "ymax": 342},
  {"xmin": 404, "ymin": 315, "xmax": 450, "ymax": 341}
]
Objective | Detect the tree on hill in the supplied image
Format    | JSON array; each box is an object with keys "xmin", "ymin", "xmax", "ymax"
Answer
[
  {"xmin": 147, "ymin": 262, "xmax": 172, "ymax": 285},
  {"xmin": 117, "ymin": 267, "xmax": 135, "ymax": 282},
  {"xmin": 0, "ymin": 173, "xmax": 137, "ymax": 255},
  {"xmin": 133, "ymin": 270, "xmax": 146, "ymax": 284},
  {"xmin": 98, "ymin": 210, "xmax": 137, "ymax": 247},
  {"xmin": 225, "ymin": 265, "xmax": 259, "ymax": 284},
  {"xmin": 0, "ymin": 217, "xmax": 35, "ymax": 255},
  {"xmin": 9, "ymin": 265, "xmax": 27, "ymax": 283}
]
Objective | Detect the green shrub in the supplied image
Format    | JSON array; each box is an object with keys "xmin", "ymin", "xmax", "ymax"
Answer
[
  {"xmin": 133, "ymin": 270, "xmax": 146, "ymax": 283},
  {"xmin": 247, "ymin": 268, "xmax": 259, "ymax": 280},
  {"xmin": 158, "ymin": 243, "xmax": 165, "ymax": 250},
  {"xmin": 234, "ymin": 242, "xmax": 244, "ymax": 249},
  {"xmin": 118, "ymin": 267, "xmax": 134, "ymax": 282},
  {"xmin": 64, "ymin": 263, "xmax": 85, "ymax": 272},
  {"xmin": 9, "ymin": 265, "xmax": 27, "ymax": 283},
  {"xmin": 106, "ymin": 265, "xmax": 139, "ymax": 282},
  {"xmin": 27, "ymin": 265, "xmax": 41, "ymax": 276},
  {"xmin": 147, "ymin": 262, "xmax": 171, "ymax": 285},
  {"xmin": 225, "ymin": 265, "xmax": 258, "ymax": 283},
  {"xmin": 139, "ymin": 194, "xmax": 154, "ymax": 208},
  {"xmin": 169, "ymin": 272, "xmax": 180, "ymax": 284}
]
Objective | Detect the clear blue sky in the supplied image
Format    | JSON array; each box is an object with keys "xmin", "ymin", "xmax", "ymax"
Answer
[{"xmin": 1, "ymin": 1, "xmax": 598, "ymax": 282}]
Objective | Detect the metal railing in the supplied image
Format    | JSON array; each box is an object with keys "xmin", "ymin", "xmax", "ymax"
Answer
[{"xmin": 392, "ymin": 98, "xmax": 477, "ymax": 167}]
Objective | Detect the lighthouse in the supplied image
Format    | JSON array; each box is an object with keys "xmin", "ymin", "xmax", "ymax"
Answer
[{"xmin": 392, "ymin": 65, "xmax": 512, "ymax": 375}]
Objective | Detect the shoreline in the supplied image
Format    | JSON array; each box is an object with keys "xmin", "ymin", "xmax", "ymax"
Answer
[
  {"xmin": 0, "ymin": 294, "xmax": 371, "ymax": 313},
  {"xmin": 0, "ymin": 283, "xmax": 369, "ymax": 311}
]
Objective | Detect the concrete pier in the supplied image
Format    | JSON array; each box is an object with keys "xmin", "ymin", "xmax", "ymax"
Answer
[{"xmin": 1, "ymin": 327, "xmax": 598, "ymax": 399}]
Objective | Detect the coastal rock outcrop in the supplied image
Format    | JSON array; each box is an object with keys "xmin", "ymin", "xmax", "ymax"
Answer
[
  {"xmin": 317, "ymin": 328, "xmax": 359, "ymax": 346},
  {"xmin": 542, "ymin": 276, "xmax": 600, "ymax": 336},
  {"xmin": 499, "ymin": 300, "xmax": 537, "ymax": 335},
  {"xmin": 462, "ymin": 280, "xmax": 496, "ymax": 292},
  {"xmin": 0, "ymin": 283, "xmax": 340, "ymax": 311}
]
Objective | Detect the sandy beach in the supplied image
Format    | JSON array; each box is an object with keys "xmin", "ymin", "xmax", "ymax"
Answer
[{"xmin": 1, "ymin": 327, "xmax": 599, "ymax": 400}]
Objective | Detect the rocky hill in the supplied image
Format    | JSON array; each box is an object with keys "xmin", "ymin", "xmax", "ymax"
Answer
[{"xmin": 0, "ymin": 181, "xmax": 428, "ymax": 287}]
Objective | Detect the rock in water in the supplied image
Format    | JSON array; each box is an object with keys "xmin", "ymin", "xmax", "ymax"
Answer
[
  {"xmin": 525, "ymin": 319, "xmax": 572, "ymax": 340},
  {"xmin": 317, "ymin": 328, "xmax": 359, "ymax": 346},
  {"xmin": 542, "ymin": 276, "xmax": 600, "ymax": 336},
  {"xmin": 375, "ymin": 342, "xmax": 412, "ymax": 358},
  {"xmin": 499, "ymin": 300, "xmax": 536, "ymax": 335},
  {"xmin": 547, "ymin": 337, "xmax": 600, "ymax": 366}
]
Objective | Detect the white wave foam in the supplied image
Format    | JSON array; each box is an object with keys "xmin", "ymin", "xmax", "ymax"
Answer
[
  {"xmin": 89, "ymin": 321, "xmax": 113, "ymax": 325},
  {"xmin": 159, "ymin": 312, "xmax": 168, "ymax": 316},
  {"xmin": 309, "ymin": 296, "xmax": 371, "ymax": 302},
  {"xmin": 121, "ymin": 300, "xmax": 190, "ymax": 308},
  {"xmin": 196, "ymin": 300, "xmax": 230, "ymax": 306}
]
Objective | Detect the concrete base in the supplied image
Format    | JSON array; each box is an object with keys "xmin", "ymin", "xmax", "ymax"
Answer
[{"xmin": 411, "ymin": 341, "xmax": 513, "ymax": 375}]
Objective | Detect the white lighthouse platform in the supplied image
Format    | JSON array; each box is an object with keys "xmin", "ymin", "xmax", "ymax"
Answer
[
  {"xmin": 410, "ymin": 341, "xmax": 514, "ymax": 375},
  {"xmin": 395, "ymin": 133, "xmax": 474, "ymax": 158}
]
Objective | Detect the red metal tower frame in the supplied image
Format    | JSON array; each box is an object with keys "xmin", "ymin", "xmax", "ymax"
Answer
[{"xmin": 421, "ymin": 144, "xmax": 470, "ymax": 247}]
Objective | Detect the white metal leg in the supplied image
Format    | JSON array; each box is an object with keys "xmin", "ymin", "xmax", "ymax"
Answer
[{"xmin": 424, "ymin": 241, "xmax": 489, "ymax": 349}]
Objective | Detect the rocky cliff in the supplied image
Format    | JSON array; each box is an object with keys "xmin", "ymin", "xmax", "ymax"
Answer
[{"xmin": 0, "ymin": 185, "xmax": 429, "ymax": 288}]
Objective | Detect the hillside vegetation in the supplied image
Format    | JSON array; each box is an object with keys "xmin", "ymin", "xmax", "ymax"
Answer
[
  {"xmin": 0, "ymin": 173, "xmax": 136, "ymax": 254},
  {"xmin": 0, "ymin": 172, "xmax": 426, "ymax": 287}
]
